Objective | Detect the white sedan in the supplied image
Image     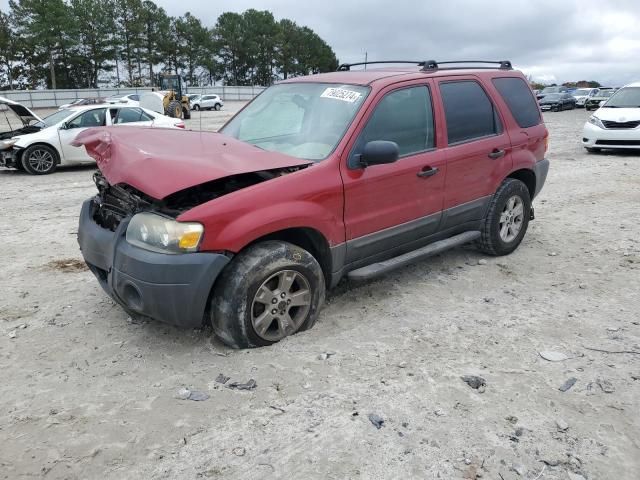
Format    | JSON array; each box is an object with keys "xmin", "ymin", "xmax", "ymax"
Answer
[
  {"xmin": 106, "ymin": 93, "xmax": 140, "ymax": 106},
  {"xmin": 0, "ymin": 104, "xmax": 184, "ymax": 174},
  {"xmin": 582, "ymin": 82, "xmax": 640, "ymax": 153}
]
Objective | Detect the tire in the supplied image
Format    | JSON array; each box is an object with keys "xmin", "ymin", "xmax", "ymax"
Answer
[
  {"xmin": 477, "ymin": 178, "xmax": 531, "ymax": 256},
  {"xmin": 211, "ymin": 241, "xmax": 325, "ymax": 349},
  {"xmin": 21, "ymin": 144, "xmax": 58, "ymax": 175},
  {"xmin": 193, "ymin": 104, "xmax": 200, "ymax": 111},
  {"xmin": 585, "ymin": 147, "xmax": 601, "ymax": 153},
  {"xmin": 166, "ymin": 100, "xmax": 182, "ymax": 118},
  {"xmin": 183, "ymin": 108, "xmax": 191, "ymax": 120},
  {"xmin": 214, "ymin": 103, "xmax": 221, "ymax": 111}
]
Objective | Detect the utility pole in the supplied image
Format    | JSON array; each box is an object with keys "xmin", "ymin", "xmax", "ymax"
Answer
[{"xmin": 364, "ymin": 52, "xmax": 367, "ymax": 70}]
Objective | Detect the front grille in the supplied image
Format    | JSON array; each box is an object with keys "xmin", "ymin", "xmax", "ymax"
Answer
[
  {"xmin": 595, "ymin": 140, "xmax": 640, "ymax": 146},
  {"xmin": 602, "ymin": 120, "xmax": 640, "ymax": 129}
]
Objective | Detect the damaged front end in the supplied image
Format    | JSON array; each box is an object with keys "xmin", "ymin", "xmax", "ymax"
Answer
[{"xmin": 91, "ymin": 165, "xmax": 307, "ymax": 230}]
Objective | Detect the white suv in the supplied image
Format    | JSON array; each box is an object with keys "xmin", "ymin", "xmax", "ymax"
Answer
[
  {"xmin": 572, "ymin": 87, "xmax": 599, "ymax": 107},
  {"xmin": 582, "ymin": 82, "xmax": 640, "ymax": 152},
  {"xmin": 191, "ymin": 94, "xmax": 224, "ymax": 111}
]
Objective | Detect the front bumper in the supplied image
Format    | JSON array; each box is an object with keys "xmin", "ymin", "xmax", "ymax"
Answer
[
  {"xmin": 532, "ymin": 158, "xmax": 549, "ymax": 199},
  {"xmin": 582, "ymin": 122, "xmax": 640, "ymax": 149},
  {"xmin": 77, "ymin": 199, "xmax": 230, "ymax": 328},
  {"xmin": 0, "ymin": 147, "xmax": 20, "ymax": 168}
]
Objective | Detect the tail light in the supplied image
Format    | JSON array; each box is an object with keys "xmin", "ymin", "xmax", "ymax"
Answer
[{"xmin": 175, "ymin": 122, "xmax": 185, "ymax": 129}]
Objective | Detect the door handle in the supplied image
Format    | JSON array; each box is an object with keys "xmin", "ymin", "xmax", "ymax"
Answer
[
  {"xmin": 488, "ymin": 149, "xmax": 505, "ymax": 159},
  {"xmin": 417, "ymin": 166, "xmax": 439, "ymax": 178}
]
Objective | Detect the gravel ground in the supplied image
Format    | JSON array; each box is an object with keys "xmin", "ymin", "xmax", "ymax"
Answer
[{"xmin": 0, "ymin": 107, "xmax": 639, "ymax": 480}]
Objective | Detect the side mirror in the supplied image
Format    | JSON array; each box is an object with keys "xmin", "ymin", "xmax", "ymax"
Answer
[
  {"xmin": 59, "ymin": 122, "xmax": 69, "ymax": 130},
  {"xmin": 599, "ymin": 101, "xmax": 606, "ymax": 107},
  {"xmin": 353, "ymin": 140, "xmax": 399, "ymax": 168}
]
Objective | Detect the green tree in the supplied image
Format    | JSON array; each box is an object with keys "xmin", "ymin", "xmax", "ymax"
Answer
[
  {"xmin": 9, "ymin": 0, "xmax": 77, "ymax": 88},
  {"xmin": 174, "ymin": 12, "xmax": 209, "ymax": 85},
  {"xmin": 69, "ymin": 0, "xmax": 116, "ymax": 87},
  {"xmin": 140, "ymin": 0, "xmax": 170, "ymax": 85},
  {"xmin": 113, "ymin": 0, "xmax": 144, "ymax": 86}
]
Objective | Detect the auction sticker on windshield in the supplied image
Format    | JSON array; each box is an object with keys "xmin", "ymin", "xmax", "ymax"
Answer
[{"xmin": 320, "ymin": 87, "xmax": 362, "ymax": 103}]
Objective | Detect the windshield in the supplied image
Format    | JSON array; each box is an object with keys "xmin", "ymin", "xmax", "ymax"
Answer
[
  {"xmin": 34, "ymin": 109, "xmax": 75, "ymax": 128},
  {"xmin": 543, "ymin": 94, "xmax": 561, "ymax": 100},
  {"xmin": 603, "ymin": 87, "xmax": 640, "ymax": 107},
  {"xmin": 542, "ymin": 87, "xmax": 561, "ymax": 94},
  {"xmin": 221, "ymin": 83, "xmax": 369, "ymax": 161},
  {"xmin": 596, "ymin": 90, "xmax": 614, "ymax": 98},
  {"xmin": 573, "ymin": 89, "xmax": 590, "ymax": 96}
]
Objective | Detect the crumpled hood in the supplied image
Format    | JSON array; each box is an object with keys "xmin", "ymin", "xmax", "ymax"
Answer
[{"xmin": 72, "ymin": 127, "xmax": 312, "ymax": 199}]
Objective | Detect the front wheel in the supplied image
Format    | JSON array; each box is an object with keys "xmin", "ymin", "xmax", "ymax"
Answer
[
  {"xmin": 193, "ymin": 104, "xmax": 200, "ymax": 111},
  {"xmin": 21, "ymin": 144, "xmax": 58, "ymax": 175},
  {"xmin": 477, "ymin": 178, "xmax": 531, "ymax": 256},
  {"xmin": 214, "ymin": 104, "xmax": 221, "ymax": 111},
  {"xmin": 211, "ymin": 241, "xmax": 325, "ymax": 348},
  {"xmin": 166, "ymin": 100, "xmax": 182, "ymax": 118}
]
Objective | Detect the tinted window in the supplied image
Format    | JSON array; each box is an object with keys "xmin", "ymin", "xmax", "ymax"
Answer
[
  {"xmin": 440, "ymin": 81, "xmax": 502, "ymax": 144},
  {"xmin": 114, "ymin": 108, "xmax": 152, "ymax": 124},
  {"xmin": 354, "ymin": 86, "xmax": 434, "ymax": 158},
  {"xmin": 129, "ymin": 95, "xmax": 140, "ymax": 101},
  {"xmin": 68, "ymin": 109, "xmax": 106, "ymax": 128}
]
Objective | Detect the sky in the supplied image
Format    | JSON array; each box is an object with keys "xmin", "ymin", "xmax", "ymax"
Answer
[{"xmin": 3, "ymin": 0, "xmax": 639, "ymax": 86}]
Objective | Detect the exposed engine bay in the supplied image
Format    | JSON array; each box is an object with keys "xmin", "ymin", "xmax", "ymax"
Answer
[
  {"xmin": 91, "ymin": 165, "xmax": 308, "ymax": 231},
  {"xmin": 0, "ymin": 125, "xmax": 41, "ymax": 141}
]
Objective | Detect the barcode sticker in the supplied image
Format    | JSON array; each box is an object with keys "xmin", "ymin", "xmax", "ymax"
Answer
[{"xmin": 320, "ymin": 87, "xmax": 362, "ymax": 103}]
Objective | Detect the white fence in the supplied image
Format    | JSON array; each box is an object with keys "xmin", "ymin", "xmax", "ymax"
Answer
[{"xmin": 0, "ymin": 85, "xmax": 265, "ymax": 109}]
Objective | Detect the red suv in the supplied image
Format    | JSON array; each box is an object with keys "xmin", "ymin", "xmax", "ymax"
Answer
[{"xmin": 76, "ymin": 60, "xmax": 549, "ymax": 348}]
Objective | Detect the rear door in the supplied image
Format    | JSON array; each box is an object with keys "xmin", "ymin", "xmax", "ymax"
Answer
[
  {"xmin": 341, "ymin": 81, "xmax": 446, "ymax": 263},
  {"xmin": 112, "ymin": 107, "xmax": 155, "ymax": 126},
  {"xmin": 435, "ymin": 77, "xmax": 513, "ymax": 229}
]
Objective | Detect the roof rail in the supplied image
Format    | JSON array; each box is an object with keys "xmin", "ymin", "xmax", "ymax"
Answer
[
  {"xmin": 336, "ymin": 61, "xmax": 428, "ymax": 71},
  {"xmin": 420, "ymin": 60, "xmax": 513, "ymax": 71},
  {"xmin": 336, "ymin": 59, "xmax": 513, "ymax": 72}
]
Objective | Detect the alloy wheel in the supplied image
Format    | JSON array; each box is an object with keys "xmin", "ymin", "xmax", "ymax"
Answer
[
  {"xmin": 28, "ymin": 148, "xmax": 54, "ymax": 173},
  {"xmin": 251, "ymin": 269, "xmax": 312, "ymax": 342},
  {"xmin": 499, "ymin": 195, "xmax": 524, "ymax": 243}
]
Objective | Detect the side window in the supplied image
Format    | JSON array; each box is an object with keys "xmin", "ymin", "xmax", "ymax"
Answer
[
  {"xmin": 492, "ymin": 78, "xmax": 542, "ymax": 129},
  {"xmin": 130, "ymin": 94, "xmax": 140, "ymax": 101},
  {"xmin": 114, "ymin": 108, "xmax": 148, "ymax": 124},
  {"xmin": 353, "ymin": 86, "xmax": 434, "ymax": 158},
  {"xmin": 440, "ymin": 81, "xmax": 502, "ymax": 144},
  {"xmin": 67, "ymin": 108, "xmax": 106, "ymax": 128}
]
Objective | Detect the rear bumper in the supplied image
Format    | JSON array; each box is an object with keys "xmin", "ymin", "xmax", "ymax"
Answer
[
  {"xmin": 582, "ymin": 122, "xmax": 640, "ymax": 149},
  {"xmin": 532, "ymin": 158, "xmax": 549, "ymax": 199},
  {"xmin": 77, "ymin": 199, "xmax": 230, "ymax": 328}
]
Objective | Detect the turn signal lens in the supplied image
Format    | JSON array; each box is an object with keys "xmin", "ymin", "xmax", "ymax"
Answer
[{"xmin": 179, "ymin": 230, "xmax": 203, "ymax": 250}]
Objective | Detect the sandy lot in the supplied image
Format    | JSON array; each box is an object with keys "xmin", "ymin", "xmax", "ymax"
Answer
[{"xmin": 0, "ymin": 106, "xmax": 639, "ymax": 480}]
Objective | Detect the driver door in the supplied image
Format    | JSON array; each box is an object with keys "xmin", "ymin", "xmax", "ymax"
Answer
[{"xmin": 58, "ymin": 108, "xmax": 107, "ymax": 162}]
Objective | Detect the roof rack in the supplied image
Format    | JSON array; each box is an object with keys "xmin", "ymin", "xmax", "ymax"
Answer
[
  {"xmin": 336, "ymin": 59, "xmax": 512, "ymax": 72},
  {"xmin": 336, "ymin": 60, "xmax": 428, "ymax": 71}
]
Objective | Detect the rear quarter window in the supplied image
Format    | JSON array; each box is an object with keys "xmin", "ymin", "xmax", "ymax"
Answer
[{"xmin": 492, "ymin": 77, "xmax": 541, "ymax": 128}]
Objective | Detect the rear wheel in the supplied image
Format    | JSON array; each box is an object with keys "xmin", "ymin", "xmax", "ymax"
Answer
[
  {"xmin": 477, "ymin": 178, "xmax": 531, "ymax": 256},
  {"xmin": 211, "ymin": 241, "xmax": 325, "ymax": 349},
  {"xmin": 193, "ymin": 104, "xmax": 200, "ymax": 111},
  {"xmin": 21, "ymin": 144, "xmax": 58, "ymax": 175},
  {"xmin": 214, "ymin": 103, "xmax": 221, "ymax": 111}
]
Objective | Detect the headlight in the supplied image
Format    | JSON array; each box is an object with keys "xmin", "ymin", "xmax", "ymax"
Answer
[
  {"xmin": 588, "ymin": 115, "xmax": 605, "ymax": 129},
  {"xmin": 0, "ymin": 139, "xmax": 17, "ymax": 150},
  {"xmin": 126, "ymin": 212, "xmax": 203, "ymax": 254}
]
